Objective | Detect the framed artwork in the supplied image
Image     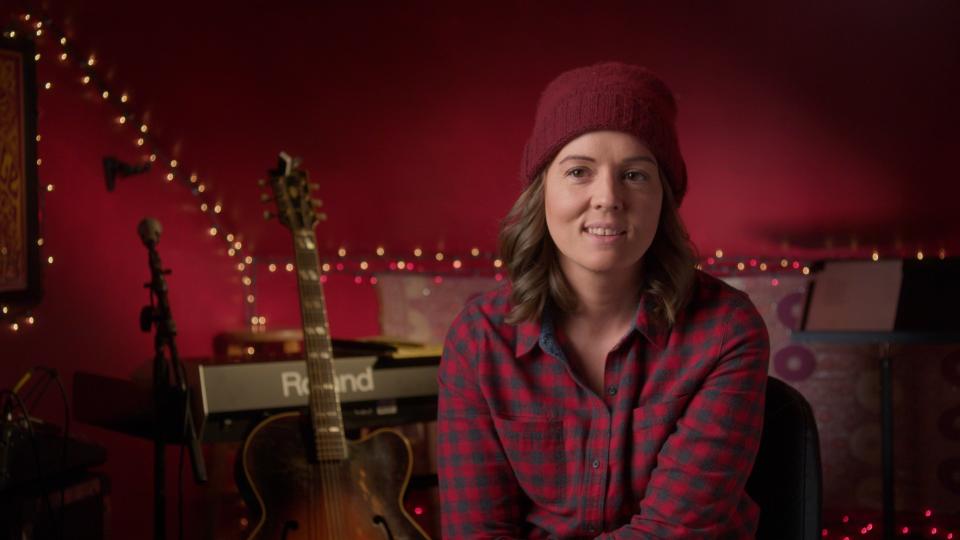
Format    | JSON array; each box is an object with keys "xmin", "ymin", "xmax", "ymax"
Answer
[{"xmin": 0, "ymin": 35, "xmax": 41, "ymax": 309}]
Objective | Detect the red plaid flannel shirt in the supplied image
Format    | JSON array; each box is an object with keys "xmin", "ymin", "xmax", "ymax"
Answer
[{"xmin": 437, "ymin": 270, "xmax": 769, "ymax": 539}]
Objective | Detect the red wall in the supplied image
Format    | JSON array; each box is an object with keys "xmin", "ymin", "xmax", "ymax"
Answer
[{"xmin": 1, "ymin": 1, "xmax": 959, "ymax": 537}]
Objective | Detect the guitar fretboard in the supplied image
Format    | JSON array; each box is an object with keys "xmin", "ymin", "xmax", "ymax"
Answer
[{"xmin": 293, "ymin": 229, "xmax": 347, "ymax": 462}]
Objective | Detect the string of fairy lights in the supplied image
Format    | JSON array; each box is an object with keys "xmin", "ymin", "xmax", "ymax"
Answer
[{"xmin": 0, "ymin": 11, "xmax": 950, "ymax": 336}]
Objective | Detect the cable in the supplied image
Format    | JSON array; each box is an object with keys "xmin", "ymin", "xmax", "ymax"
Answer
[
  {"xmin": 9, "ymin": 367, "xmax": 71, "ymax": 540},
  {"xmin": 0, "ymin": 389, "xmax": 56, "ymax": 532}
]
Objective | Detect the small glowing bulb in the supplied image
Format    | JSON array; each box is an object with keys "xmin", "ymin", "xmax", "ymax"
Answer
[
  {"xmin": 338, "ymin": 247, "xmax": 347, "ymax": 257},
  {"xmin": 917, "ymin": 250, "xmax": 924, "ymax": 260},
  {"xmin": 268, "ymin": 263, "xmax": 277, "ymax": 272},
  {"xmin": 802, "ymin": 266, "xmax": 811, "ymax": 275},
  {"xmin": 170, "ymin": 159, "xmax": 178, "ymax": 167},
  {"xmin": 189, "ymin": 173, "xmax": 198, "ymax": 183},
  {"xmin": 413, "ymin": 248, "xmax": 422, "ymax": 257},
  {"xmin": 46, "ymin": 184, "xmax": 54, "ymax": 192},
  {"xmin": 258, "ymin": 316, "xmax": 266, "ymax": 325},
  {"xmin": 59, "ymin": 52, "xmax": 67, "ymax": 61},
  {"xmin": 11, "ymin": 323, "xmax": 19, "ymax": 331},
  {"xmin": 435, "ymin": 252, "xmax": 444, "ymax": 261},
  {"xmin": 242, "ymin": 277, "xmax": 252, "ymax": 286},
  {"xmin": 397, "ymin": 261, "xmax": 406, "ymax": 270},
  {"xmin": 140, "ymin": 124, "xmax": 148, "ymax": 133},
  {"xmin": 101, "ymin": 90, "xmax": 109, "ymax": 99},
  {"xmin": 233, "ymin": 241, "xmax": 242, "ymax": 249},
  {"xmin": 227, "ymin": 248, "xmax": 236, "ymax": 257},
  {"xmin": 872, "ymin": 251, "xmax": 880, "ymax": 261},
  {"xmin": 34, "ymin": 53, "xmax": 41, "ymax": 61},
  {"xmin": 246, "ymin": 294, "xmax": 255, "ymax": 303},
  {"xmin": 200, "ymin": 203, "xmax": 208, "ymax": 212},
  {"xmin": 23, "ymin": 14, "xmax": 30, "ymax": 21},
  {"xmin": 36, "ymin": 158, "xmax": 42, "ymax": 166},
  {"xmin": 321, "ymin": 263, "xmax": 331, "ymax": 272},
  {"xmin": 60, "ymin": 37, "xmax": 66, "ymax": 45},
  {"xmin": 208, "ymin": 227, "xmax": 218, "ymax": 236},
  {"xmin": 149, "ymin": 154, "xmax": 157, "ymax": 162},
  {"xmin": 360, "ymin": 261, "xmax": 368, "ymax": 270},
  {"xmin": 250, "ymin": 316, "xmax": 258, "ymax": 325},
  {"xmin": 452, "ymin": 259, "xmax": 462, "ymax": 269},
  {"xmin": 237, "ymin": 263, "xmax": 246, "ymax": 271},
  {"xmin": 136, "ymin": 137, "xmax": 144, "ymax": 146},
  {"xmin": 1, "ymin": 306, "xmax": 7, "ymax": 314},
  {"xmin": 87, "ymin": 56, "xmax": 95, "ymax": 66},
  {"xmin": 43, "ymin": 82, "xmax": 52, "ymax": 90},
  {"xmin": 214, "ymin": 204, "xmax": 222, "ymax": 214},
  {"xmin": 246, "ymin": 346, "xmax": 255, "ymax": 355},
  {"xmin": 82, "ymin": 75, "xmax": 90, "ymax": 84},
  {"xmin": 35, "ymin": 29, "xmax": 43, "ymax": 37},
  {"xmin": 118, "ymin": 116, "xmax": 127, "ymax": 124},
  {"xmin": 37, "ymin": 238, "xmax": 44, "ymax": 246},
  {"xmin": 715, "ymin": 249, "xmax": 724, "ymax": 258},
  {"xmin": 226, "ymin": 234, "xmax": 234, "ymax": 242},
  {"xmin": 471, "ymin": 247, "xmax": 480, "ymax": 257},
  {"xmin": 35, "ymin": 135, "xmax": 41, "ymax": 142},
  {"xmin": 121, "ymin": 93, "xmax": 129, "ymax": 103},
  {"xmin": 285, "ymin": 263, "xmax": 294, "ymax": 272},
  {"xmin": 244, "ymin": 256, "xmax": 252, "ymax": 264},
  {"xmin": 736, "ymin": 262, "xmax": 745, "ymax": 271},
  {"xmin": 165, "ymin": 173, "xmax": 174, "ymax": 181},
  {"xmin": 376, "ymin": 246, "xmax": 385, "ymax": 256},
  {"xmin": 493, "ymin": 258, "xmax": 503, "ymax": 268},
  {"xmin": 197, "ymin": 184, "xmax": 206, "ymax": 193},
  {"xmin": 759, "ymin": 262, "xmax": 767, "ymax": 271},
  {"xmin": 47, "ymin": 256, "xmax": 54, "ymax": 264}
]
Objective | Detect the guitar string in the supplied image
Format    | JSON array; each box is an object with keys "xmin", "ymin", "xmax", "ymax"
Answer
[
  {"xmin": 309, "ymin": 255, "xmax": 345, "ymax": 538},
  {"xmin": 296, "ymin": 234, "xmax": 336, "ymax": 539}
]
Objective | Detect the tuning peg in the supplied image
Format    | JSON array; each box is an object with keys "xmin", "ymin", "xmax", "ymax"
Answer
[
  {"xmin": 310, "ymin": 199, "xmax": 323, "ymax": 208},
  {"xmin": 309, "ymin": 183, "xmax": 320, "ymax": 191},
  {"xmin": 263, "ymin": 210, "xmax": 274, "ymax": 220},
  {"xmin": 260, "ymin": 193, "xmax": 272, "ymax": 203},
  {"xmin": 257, "ymin": 179, "xmax": 266, "ymax": 187},
  {"xmin": 316, "ymin": 212, "xmax": 327, "ymax": 221}
]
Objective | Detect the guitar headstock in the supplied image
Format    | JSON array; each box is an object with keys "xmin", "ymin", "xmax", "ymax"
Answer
[{"xmin": 262, "ymin": 152, "xmax": 325, "ymax": 231}]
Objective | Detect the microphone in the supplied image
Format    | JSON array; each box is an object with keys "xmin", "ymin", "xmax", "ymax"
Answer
[{"xmin": 137, "ymin": 217, "xmax": 163, "ymax": 247}]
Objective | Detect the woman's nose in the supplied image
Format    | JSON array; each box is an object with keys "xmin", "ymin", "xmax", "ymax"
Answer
[{"xmin": 591, "ymin": 170, "xmax": 623, "ymax": 211}]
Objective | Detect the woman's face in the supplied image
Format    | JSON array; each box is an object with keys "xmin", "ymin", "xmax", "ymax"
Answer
[{"xmin": 543, "ymin": 130, "xmax": 663, "ymax": 285}]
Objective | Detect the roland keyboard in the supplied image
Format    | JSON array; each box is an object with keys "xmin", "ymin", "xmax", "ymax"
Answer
[{"xmin": 186, "ymin": 355, "xmax": 440, "ymax": 441}]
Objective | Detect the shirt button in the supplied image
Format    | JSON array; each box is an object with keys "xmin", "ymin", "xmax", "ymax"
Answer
[
  {"xmin": 607, "ymin": 386, "xmax": 617, "ymax": 396},
  {"xmin": 592, "ymin": 459, "xmax": 601, "ymax": 469}
]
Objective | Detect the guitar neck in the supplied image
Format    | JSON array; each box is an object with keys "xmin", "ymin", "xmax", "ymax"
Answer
[{"xmin": 292, "ymin": 228, "xmax": 347, "ymax": 461}]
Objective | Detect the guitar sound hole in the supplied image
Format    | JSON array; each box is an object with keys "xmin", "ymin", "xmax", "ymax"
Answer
[
  {"xmin": 372, "ymin": 515, "xmax": 395, "ymax": 540},
  {"xmin": 280, "ymin": 520, "xmax": 299, "ymax": 540}
]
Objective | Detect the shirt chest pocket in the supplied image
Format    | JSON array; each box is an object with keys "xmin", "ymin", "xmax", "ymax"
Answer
[{"xmin": 492, "ymin": 415, "xmax": 566, "ymax": 509}]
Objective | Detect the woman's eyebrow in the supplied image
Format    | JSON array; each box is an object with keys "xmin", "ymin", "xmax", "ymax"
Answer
[
  {"xmin": 557, "ymin": 154, "xmax": 595, "ymax": 164},
  {"xmin": 622, "ymin": 156, "xmax": 657, "ymax": 165}
]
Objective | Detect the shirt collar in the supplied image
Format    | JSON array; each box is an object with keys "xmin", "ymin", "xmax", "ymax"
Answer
[{"xmin": 514, "ymin": 290, "xmax": 671, "ymax": 358}]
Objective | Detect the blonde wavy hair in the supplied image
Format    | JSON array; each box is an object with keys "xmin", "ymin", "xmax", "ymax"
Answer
[{"xmin": 498, "ymin": 169, "xmax": 699, "ymax": 326}]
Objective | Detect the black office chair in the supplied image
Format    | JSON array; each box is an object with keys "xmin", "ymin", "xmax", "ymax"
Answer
[{"xmin": 745, "ymin": 376, "xmax": 823, "ymax": 540}]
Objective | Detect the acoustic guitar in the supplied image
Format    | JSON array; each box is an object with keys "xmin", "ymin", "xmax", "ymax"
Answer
[{"xmin": 238, "ymin": 153, "xmax": 430, "ymax": 539}]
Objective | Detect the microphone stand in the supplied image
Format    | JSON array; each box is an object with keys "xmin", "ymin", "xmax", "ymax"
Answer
[{"xmin": 138, "ymin": 218, "xmax": 207, "ymax": 540}]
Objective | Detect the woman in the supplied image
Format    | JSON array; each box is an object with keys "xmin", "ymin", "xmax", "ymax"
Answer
[{"xmin": 437, "ymin": 62, "xmax": 769, "ymax": 539}]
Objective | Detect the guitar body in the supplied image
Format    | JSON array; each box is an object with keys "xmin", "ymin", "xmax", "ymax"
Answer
[{"xmin": 239, "ymin": 411, "xmax": 430, "ymax": 539}]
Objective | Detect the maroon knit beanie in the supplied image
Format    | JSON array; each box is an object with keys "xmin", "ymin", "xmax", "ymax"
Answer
[{"xmin": 521, "ymin": 62, "xmax": 688, "ymax": 206}]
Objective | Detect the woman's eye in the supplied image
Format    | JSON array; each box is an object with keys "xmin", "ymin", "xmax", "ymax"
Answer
[
  {"xmin": 624, "ymin": 171, "xmax": 647, "ymax": 182},
  {"xmin": 566, "ymin": 167, "xmax": 588, "ymax": 178}
]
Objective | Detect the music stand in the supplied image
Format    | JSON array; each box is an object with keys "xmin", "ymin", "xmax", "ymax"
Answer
[{"xmin": 792, "ymin": 257, "xmax": 960, "ymax": 540}]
